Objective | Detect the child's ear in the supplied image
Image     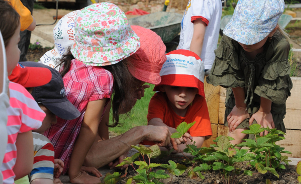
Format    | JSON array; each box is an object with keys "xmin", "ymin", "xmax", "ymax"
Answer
[{"xmin": 268, "ymin": 25, "xmax": 279, "ymax": 38}]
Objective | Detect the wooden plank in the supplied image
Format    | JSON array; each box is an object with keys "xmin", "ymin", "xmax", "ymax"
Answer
[
  {"xmin": 277, "ymin": 129, "xmax": 301, "ymax": 158},
  {"xmin": 202, "ymin": 124, "xmax": 218, "ymax": 147},
  {"xmin": 218, "ymin": 124, "xmax": 228, "ymax": 136},
  {"xmin": 219, "ymin": 103, "xmax": 225, "ymax": 124},
  {"xmin": 204, "ymin": 78, "xmax": 220, "ymax": 125},
  {"xmin": 284, "ymin": 109, "xmax": 301, "ymax": 129},
  {"xmin": 286, "ymin": 77, "xmax": 301, "ymax": 110}
]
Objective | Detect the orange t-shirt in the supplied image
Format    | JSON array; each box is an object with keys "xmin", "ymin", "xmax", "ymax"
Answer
[
  {"xmin": 9, "ymin": 0, "xmax": 33, "ymax": 31},
  {"xmin": 147, "ymin": 92, "xmax": 212, "ymax": 137}
]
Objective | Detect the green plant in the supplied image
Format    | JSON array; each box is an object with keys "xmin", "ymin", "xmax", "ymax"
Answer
[
  {"xmin": 296, "ymin": 161, "xmax": 301, "ymax": 183},
  {"xmin": 33, "ymin": 3, "xmax": 46, "ymax": 9},
  {"xmin": 238, "ymin": 124, "xmax": 291, "ymax": 179},
  {"xmin": 115, "ymin": 145, "xmax": 170, "ymax": 184},
  {"xmin": 170, "ymin": 121, "xmax": 196, "ymax": 139},
  {"xmin": 28, "ymin": 40, "xmax": 42, "ymax": 50}
]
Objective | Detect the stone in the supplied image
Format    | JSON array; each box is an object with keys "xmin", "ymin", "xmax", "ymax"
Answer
[{"xmin": 137, "ymin": 2, "xmax": 145, "ymax": 9}]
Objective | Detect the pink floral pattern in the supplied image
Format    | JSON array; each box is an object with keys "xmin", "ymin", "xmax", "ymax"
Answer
[{"xmin": 70, "ymin": 2, "xmax": 140, "ymax": 66}]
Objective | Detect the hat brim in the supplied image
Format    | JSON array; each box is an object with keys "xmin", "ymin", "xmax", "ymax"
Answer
[
  {"xmin": 43, "ymin": 100, "xmax": 81, "ymax": 120},
  {"xmin": 39, "ymin": 48, "xmax": 62, "ymax": 69},
  {"xmin": 9, "ymin": 65, "xmax": 52, "ymax": 88},
  {"xmin": 128, "ymin": 65, "xmax": 161, "ymax": 85},
  {"xmin": 223, "ymin": 17, "xmax": 277, "ymax": 45},
  {"xmin": 154, "ymin": 74, "xmax": 205, "ymax": 97}
]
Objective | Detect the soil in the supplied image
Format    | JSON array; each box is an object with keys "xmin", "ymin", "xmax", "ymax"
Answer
[
  {"xmin": 113, "ymin": 155, "xmax": 299, "ymax": 184},
  {"xmin": 26, "ymin": 47, "xmax": 52, "ymax": 62}
]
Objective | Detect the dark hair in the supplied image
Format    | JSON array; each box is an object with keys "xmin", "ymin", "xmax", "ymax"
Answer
[
  {"xmin": 59, "ymin": 50, "xmax": 137, "ymax": 127},
  {"xmin": 0, "ymin": 0, "xmax": 20, "ymax": 47}
]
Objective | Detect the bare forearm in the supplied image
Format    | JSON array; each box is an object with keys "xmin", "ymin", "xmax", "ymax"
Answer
[
  {"xmin": 85, "ymin": 126, "xmax": 148, "ymax": 168},
  {"xmin": 190, "ymin": 19, "xmax": 206, "ymax": 57},
  {"xmin": 148, "ymin": 118, "xmax": 176, "ymax": 134},
  {"xmin": 232, "ymin": 87, "xmax": 246, "ymax": 108},
  {"xmin": 259, "ymin": 97, "xmax": 272, "ymax": 113}
]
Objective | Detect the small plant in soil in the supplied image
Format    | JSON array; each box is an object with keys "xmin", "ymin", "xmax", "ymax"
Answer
[
  {"xmin": 28, "ymin": 40, "xmax": 42, "ymax": 50},
  {"xmin": 238, "ymin": 124, "xmax": 291, "ymax": 180}
]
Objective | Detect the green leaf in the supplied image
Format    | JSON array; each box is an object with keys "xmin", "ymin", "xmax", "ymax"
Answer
[
  {"xmin": 134, "ymin": 161, "xmax": 148, "ymax": 167},
  {"xmin": 117, "ymin": 153, "xmax": 140, "ymax": 167},
  {"xmin": 244, "ymin": 170, "xmax": 253, "ymax": 176},
  {"xmin": 153, "ymin": 170, "xmax": 170, "ymax": 179},
  {"xmin": 224, "ymin": 166, "xmax": 234, "ymax": 171},
  {"xmin": 256, "ymin": 137, "xmax": 270, "ymax": 146},
  {"xmin": 132, "ymin": 145, "xmax": 153, "ymax": 155},
  {"xmin": 147, "ymin": 145, "xmax": 161, "ymax": 158},
  {"xmin": 193, "ymin": 163, "xmax": 211, "ymax": 172},
  {"xmin": 279, "ymin": 164, "xmax": 286, "ymax": 170},
  {"xmin": 216, "ymin": 136, "xmax": 231, "ymax": 152},
  {"xmin": 126, "ymin": 178, "xmax": 133, "ymax": 184},
  {"xmin": 104, "ymin": 172, "xmax": 121, "ymax": 184},
  {"xmin": 213, "ymin": 162, "xmax": 224, "ymax": 170},
  {"xmin": 297, "ymin": 176, "xmax": 301, "ymax": 183},
  {"xmin": 236, "ymin": 149, "xmax": 248, "ymax": 157},
  {"xmin": 255, "ymin": 163, "xmax": 267, "ymax": 174},
  {"xmin": 168, "ymin": 160, "xmax": 177, "ymax": 169},
  {"xmin": 196, "ymin": 171, "xmax": 205, "ymax": 179},
  {"xmin": 265, "ymin": 167, "xmax": 279, "ymax": 178},
  {"xmin": 171, "ymin": 122, "xmax": 196, "ymax": 138},
  {"xmin": 248, "ymin": 124, "xmax": 264, "ymax": 134},
  {"xmin": 296, "ymin": 161, "xmax": 301, "ymax": 175},
  {"xmin": 148, "ymin": 163, "xmax": 162, "ymax": 168},
  {"xmin": 170, "ymin": 132, "xmax": 183, "ymax": 139}
]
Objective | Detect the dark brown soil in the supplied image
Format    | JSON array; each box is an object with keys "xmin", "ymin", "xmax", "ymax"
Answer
[
  {"xmin": 26, "ymin": 47, "xmax": 52, "ymax": 62},
  {"xmin": 114, "ymin": 155, "xmax": 299, "ymax": 184}
]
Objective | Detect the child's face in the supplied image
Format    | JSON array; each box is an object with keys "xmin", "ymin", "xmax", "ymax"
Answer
[
  {"xmin": 162, "ymin": 86, "xmax": 198, "ymax": 115},
  {"xmin": 6, "ymin": 24, "xmax": 20, "ymax": 75},
  {"xmin": 34, "ymin": 104, "xmax": 57, "ymax": 134},
  {"xmin": 238, "ymin": 36, "xmax": 269, "ymax": 53}
]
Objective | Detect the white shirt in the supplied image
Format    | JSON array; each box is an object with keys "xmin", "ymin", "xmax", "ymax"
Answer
[{"xmin": 178, "ymin": 0, "xmax": 222, "ymax": 70}]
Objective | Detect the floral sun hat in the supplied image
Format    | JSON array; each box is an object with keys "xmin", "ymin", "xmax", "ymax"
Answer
[
  {"xmin": 39, "ymin": 10, "xmax": 79, "ymax": 70},
  {"xmin": 223, "ymin": 0, "xmax": 284, "ymax": 45},
  {"xmin": 71, "ymin": 2, "xmax": 140, "ymax": 66}
]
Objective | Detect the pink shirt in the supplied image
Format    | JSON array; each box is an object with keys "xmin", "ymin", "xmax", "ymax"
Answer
[
  {"xmin": 44, "ymin": 59, "xmax": 113, "ymax": 173},
  {"xmin": 1, "ymin": 82, "xmax": 44, "ymax": 184}
]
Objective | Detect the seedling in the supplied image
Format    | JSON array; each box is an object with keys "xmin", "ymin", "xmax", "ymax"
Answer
[
  {"xmin": 238, "ymin": 124, "xmax": 291, "ymax": 179},
  {"xmin": 170, "ymin": 122, "xmax": 196, "ymax": 139}
]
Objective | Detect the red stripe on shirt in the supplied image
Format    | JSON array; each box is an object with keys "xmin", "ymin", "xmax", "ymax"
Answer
[
  {"xmin": 34, "ymin": 155, "xmax": 54, "ymax": 164},
  {"xmin": 191, "ymin": 16, "xmax": 209, "ymax": 26}
]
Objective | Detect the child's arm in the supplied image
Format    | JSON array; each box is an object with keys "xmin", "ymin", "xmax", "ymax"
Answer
[
  {"xmin": 68, "ymin": 99, "xmax": 106, "ymax": 183},
  {"xmin": 26, "ymin": 16, "xmax": 36, "ymax": 31},
  {"xmin": 190, "ymin": 19, "xmax": 207, "ymax": 57},
  {"xmin": 227, "ymin": 87, "xmax": 249, "ymax": 132},
  {"xmin": 249, "ymin": 97, "xmax": 274, "ymax": 136},
  {"xmin": 177, "ymin": 136, "xmax": 206, "ymax": 152},
  {"xmin": 13, "ymin": 131, "xmax": 34, "ymax": 180},
  {"xmin": 149, "ymin": 118, "xmax": 177, "ymax": 134}
]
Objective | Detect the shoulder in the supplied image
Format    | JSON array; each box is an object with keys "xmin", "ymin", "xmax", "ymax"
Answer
[
  {"xmin": 266, "ymin": 30, "xmax": 290, "ymax": 61},
  {"xmin": 9, "ymin": 82, "xmax": 35, "ymax": 102}
]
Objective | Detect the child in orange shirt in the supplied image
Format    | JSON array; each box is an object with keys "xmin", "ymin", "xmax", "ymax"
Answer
[{"xmin": 147, "ymin": 49, "xmax": 212, "ymax": 152}]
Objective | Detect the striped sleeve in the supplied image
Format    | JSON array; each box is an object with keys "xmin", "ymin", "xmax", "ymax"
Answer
[
  {"xmin": 8, "ymin": 82, "xmax": 44, "ymax": 133},
  {"xmin": 30, "ymin": 132, "xmax": 54, "ymax": 182}
]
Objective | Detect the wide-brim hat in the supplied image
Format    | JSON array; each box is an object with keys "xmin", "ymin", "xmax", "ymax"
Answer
[
  {"xmin": 71, "ymin": 3, "xmax": 140, "ymax": 66},
  {"xmin": 126, "ymin": 25, "xmax": 166, "ymax": 85},
  {"xmin": 21, "ymin": 61, "xmax": 80, "ymax": 120},
  {"xmin": 8, "ymin": 63, "xmax": 52, "ymax": 88},
  {"xmin": 154, "ymin": 49, "xmax": 205, "ymax": 97},
  {"xmin": 223, "ymin": 0, "xmax": 284, "ymax": 45},
  {"xmin": 39, "ymin": 10, "xmax": 79, "ymax": 71}
]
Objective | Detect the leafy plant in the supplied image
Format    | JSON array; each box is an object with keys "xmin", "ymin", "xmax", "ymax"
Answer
[
  {"xmin": 116, "ymin": 144, "xmax": 170, "ymax": 184},
  {"xmin": 297, "ymin": 161, "xmax": 301, "ymax": 183},
  {"xmin": 238, "ymin": 124, "xmax": 291, "ymax": 179},
  {"xmin": 170, "ymin": 121, "xmax": 195, "ymax": 139},
  {"xmin": 28, "ymin": 40, "xmax": 42, "ymax": 50}
]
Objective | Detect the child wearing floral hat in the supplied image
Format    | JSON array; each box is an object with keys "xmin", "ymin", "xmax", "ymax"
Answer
[
  {"xmin": 43, "ymin": 3, "xmax": 176, "ymax": 183},
  {"xmin": 207, "ymin": 0, "xmax": 292, "ymax": 145},
  {"xmin": 146, "ymin": 49, "xmax": 212, "ymax": 152}
]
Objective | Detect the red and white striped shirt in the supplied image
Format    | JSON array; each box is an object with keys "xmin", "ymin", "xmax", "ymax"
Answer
[
  {"xmin": 1, "ymin": 82, "xmax": 44, "ymax": 184},
  {"xmin": 44, "ymin": 59, "xmax": 113, "ymax": 174}
]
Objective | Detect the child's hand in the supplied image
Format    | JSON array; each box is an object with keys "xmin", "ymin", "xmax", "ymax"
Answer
[
  {"xmin": 70, "ymin": 170, "xmax": 101, "ymax": 184},
  {"xmin": 227, "ymin": 106, "xmax": 250, "ymax": 132},
  {"xmin": 108, "ymin": 152, "xmax": 129, "ymax": 170},
  {"xmin": 174, "ymin": 133, "xmax": 192, "ymax": 145},
  {"xmin": 249, "ymin": 111, "xmax": 275, "ymax": 136},
  {"xmin": 54, "ymin": 159, "xmax": 64, "ymax": 178},
  {"xmin": 80, "ymin": 166, "xmax": 102, "ymax": 178}
]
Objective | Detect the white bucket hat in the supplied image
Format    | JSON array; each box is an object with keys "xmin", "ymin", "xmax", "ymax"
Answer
[{"xmin": 39, "ymin": 10, "xmax": 79, "ymax": 70}]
